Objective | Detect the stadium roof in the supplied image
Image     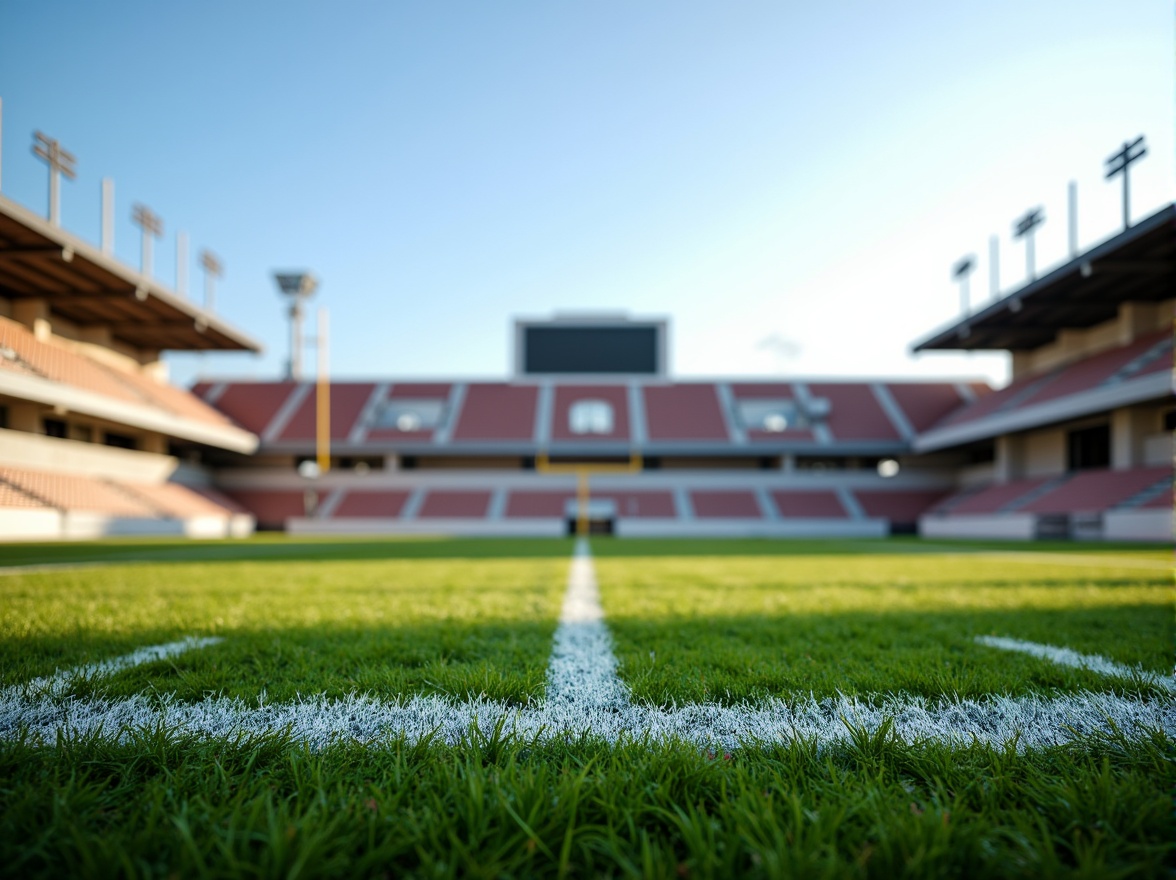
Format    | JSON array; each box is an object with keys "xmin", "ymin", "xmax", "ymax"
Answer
[
  {"xmin": 0, "ymin": 195, "xmax": 262, "ymax": 353},
  {"xmin": 912, "ymin": 203, "xmax": 1175, "ymax": 353}
]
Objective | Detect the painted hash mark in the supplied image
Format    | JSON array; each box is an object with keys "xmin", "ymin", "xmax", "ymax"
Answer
[
  {"xmin": 976, "ymin": 635, "xmax": 1176, "ymax": 692},
  {"xmin": 0, "ymin": 550, "xmax": 1172, "ymax": 751}
]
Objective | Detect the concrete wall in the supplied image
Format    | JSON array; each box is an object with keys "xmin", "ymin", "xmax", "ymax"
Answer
[
  {"xmin": 0, "ymin": 428, "xmax": 179, "ymax": 482},
  {"xmin": 1011, "ymin": 299, "xmax": 1174, "ymax": 380}
]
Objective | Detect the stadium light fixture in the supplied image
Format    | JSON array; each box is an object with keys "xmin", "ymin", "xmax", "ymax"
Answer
[
  {"xmin": 1012, "ymin": 207, "xmax": 1044, "ymax": 281},
  {"xmin": 952, "ymin": 255, "xmax": 975, "ymax": 317},
  {"xmin": 199, "ymin": 250, "xmax": 223, "ymax": 312},
  {"xmin": 274, "ymin": 271, "xmax": 319, "ymax": 381},
  {"xmin": 31, "ymin": 131, "xmax": 76, "ymax": 226},
  {"xmin": 1104, "ymin": 135, "xmax": 1146, "ymax": 230},
  {"xmin": 131, "ymin": 203, "xmax": 163, "ymax": 277}
]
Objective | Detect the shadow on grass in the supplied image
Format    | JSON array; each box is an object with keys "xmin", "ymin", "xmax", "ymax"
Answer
[
  {"xmin": 2, "ymin": 602, "xmax": 1167, "ymax": 707},
  {"xmin": 1, "ymin": 618, "xmax": 561, "ymax": 706},
  {"xmin": 0, "ymin": 535, "xmax": 1167, "ymax": 570},
  {"xmin": 0, "ymin": 536, "xmax": 580, "ymax": 568},
  {"xmin": 607, "ymin": 603, "xmax": 1172, "ymax": 704}
]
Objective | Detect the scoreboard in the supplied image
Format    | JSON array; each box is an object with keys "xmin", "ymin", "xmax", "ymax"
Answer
[{"xmin": 515, "ymin": 316, "xmax": 667, "ymax": 376}]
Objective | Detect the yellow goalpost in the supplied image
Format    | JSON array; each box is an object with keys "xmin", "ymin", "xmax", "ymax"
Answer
[{"xmin": 535, "ymin": 451, "xmax": 643, "ymax": 536}]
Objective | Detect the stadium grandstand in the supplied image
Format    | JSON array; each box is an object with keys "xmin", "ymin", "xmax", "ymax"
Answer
[
  {"xmin": 0, "ymin": 108, "xmax": 1170, "ymax": 542},
  {"xmin": 0, "ymin": 169, "xmax": 260, "ymax": 539},
  {"xmin": 913, "ymin": 203, "xmax": 1174, "ymax": 542}
]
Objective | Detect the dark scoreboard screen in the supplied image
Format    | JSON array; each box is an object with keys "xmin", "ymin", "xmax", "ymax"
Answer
[{"xmin": 522, "ymin": 325, "xmax": 660, "ymax": 375}]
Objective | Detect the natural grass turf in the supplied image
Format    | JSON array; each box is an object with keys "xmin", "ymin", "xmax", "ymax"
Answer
[
  {"xmin": 595, "ymin": 547, "xmax": 1172, "ymax": 704},
  {"xmin": 1, "ymin": 536, "xmax": 1172, "ymax": 877},
  {"xmin": 2, "ymin": 728, "xmax": 1171, "ymax": 879},
  {"xmin": 0, "ymin": 547, "xmax": 570, "ymax": 704}
]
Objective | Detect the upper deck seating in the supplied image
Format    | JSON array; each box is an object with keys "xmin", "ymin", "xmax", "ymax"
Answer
[
  {"xmin": 195, "ymin": 381, "xmax": 297, "ymax": 435},
  {"xmin": 451, "ymin": 384, "xmax": 537, "ymax": 441},
  {"xmin": 643, "ymin": 385, "xmax": 729, "ymax": 441},
  {"xmin": 0, "ymin": 315, "xmax": 233, "ymax": 427},
  {"xmin": 808, "ymin": 383, "xmax": 901, "ymax": 441},
  {"xmin": 728, "ymin": 383, "xmax": 817, "ymax": 442},
  {"xmin": 933, "ymin": 331, "xmax": 1173, "ymax": 433},
  {"xmin": 365, "ymin": 384, "xmax": 452, "ymax": 442},
  {"xmin": 550, "ymin": 385, "xmax": 631, "ymax": 443},
  {"xmin": 885, "ymin": 382, "xmax": 981, "ymax": 433},
  {"xmin": 272, "ymin": 382, "xmax": 376, "ymax": 442}
]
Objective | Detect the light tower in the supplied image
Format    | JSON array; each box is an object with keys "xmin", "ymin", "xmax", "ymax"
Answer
[{"xmin": 274, "ymin": 271, "xmax": 318, "ymax": 380}]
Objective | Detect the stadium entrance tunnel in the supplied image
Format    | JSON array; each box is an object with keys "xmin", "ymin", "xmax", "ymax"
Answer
[{"xmin": 566, "ymin": 517, "xmax": 614, "ymax": 536}]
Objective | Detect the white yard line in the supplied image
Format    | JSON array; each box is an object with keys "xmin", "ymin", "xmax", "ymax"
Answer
[
  {"xmin": 14, "ymin": 637, "xmax": 223, "ymax": 698},
  {"xmin": 1, "ymin": 546, "xmax": 1172, "ymax": 750},
  {"xmin": 976, "ymin": 636, "xmax": 1176, "ymax": 692},
  {"xmin": 545, "ymin": 538, "xmax": 631, "ymax": 710}
]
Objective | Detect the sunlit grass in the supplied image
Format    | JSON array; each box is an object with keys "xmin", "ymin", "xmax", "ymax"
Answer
[
  {"xmin": 595, "ymin": 549, "xmax": 1171, "ymax": 704},
  {"xmin": 0, "ymin": 548, "xmax": 569, "ymax": 704},
  {"xmin": 0, "ymin": 535, "xmax": 1172, "ymax": 877}
]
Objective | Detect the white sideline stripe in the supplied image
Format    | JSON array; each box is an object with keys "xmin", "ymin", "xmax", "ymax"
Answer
[
  {"xmin": 2, "ymin": 689, "xmax": 1170, "ymax": 751},
  {"xmin": 14, "ymin": 637, "xmax": 223, "ymax": 698},
  {"xmin": 3, "ymin": 551, "xmax": 1173, "ymax": 750},
  {"xmin": 545, "ymin": 538, "xmax": 629, "ymax": 709},
  {"xmin": 976, "ymin": 636, "xmax": 1176, "ymax": 692}
]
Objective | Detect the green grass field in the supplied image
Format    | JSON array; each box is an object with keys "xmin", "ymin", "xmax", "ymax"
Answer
[{"xmin": 0, "ymin": 536, "xmax": 1171, "ymax": 878}]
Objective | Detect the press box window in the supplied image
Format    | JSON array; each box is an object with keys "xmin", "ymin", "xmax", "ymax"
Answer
[
  {"xmin": 373, "ymin": 400, "xmax": 446, "ymax": 432},
  {"xmin": 569, "ymin": 400, "xmax": 614, "ymax": 435},
  {"xmin": 735, "ymin": 400, "xmax": 808, "ymax": 433}
]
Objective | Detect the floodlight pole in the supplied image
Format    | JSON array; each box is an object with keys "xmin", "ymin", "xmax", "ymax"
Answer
[
  {"xmin": 101, "ymin": 179, "xmax": 115, "ymax": 254},
  {"xmin": 32, "ymin": 131, "xmax": 76, "ymax": 226},
  {"xmin": 316, "ymin": 307, "xmax": 331, "ymax": 475},
  {"xmin": 952, "ymin": 256, "xmax": 975, "ymax": 317},
  {"xmin": 132, "ymin": 203, "xmax": 163, "ymax": 277},
  {"xmin": 199, "ymin": 250, "xmax": 222, "ymax": 311},
  {"xmin": 1013, "ymin": 208, "xmax": 1044, "ymax": 281},
  {"xmin": 1105, "ymin": 136, "xmax": 1147, "ymax": 229},
  {"xmin": 274, "ymin": 272, "xmax": 319, "ymax": 381},
  {"xmin": 988, "ymin": 235, "xmax": 1000, "ymax": 299}
]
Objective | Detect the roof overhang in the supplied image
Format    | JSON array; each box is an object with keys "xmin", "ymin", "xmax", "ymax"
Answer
[
  {"xmin": 0, "ymin": 195, "xmax": 263, "ymax": 353},
  {"xmin": 912, "ymin": 204, "xmax": 1176, "ymax": 353}
]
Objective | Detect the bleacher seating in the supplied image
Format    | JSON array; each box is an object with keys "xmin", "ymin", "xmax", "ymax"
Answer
[
  {"xmin": 451, "ymin": 385, "xmax": 538, "ymax": 441},
  {"xmin": 930, "ymin": 331, "xmax": 1172, "ymax": 434},
  {"xmin": 690, "ymin": 490, "xmax": 762, "ymax": 518},
  {"xmin": 0, "ymin": 316, "xmax": 233, "ymax": 428},
  {"xmin": 643, "ymin": 385, "xmax": 729, "ymax": 440},
  {"xmin": 1019, "ymin": 467, "xmax": 1171, "ymax": 514},
  {"xmin": 0, "ymin": 464, "xmax": 251, "ymax": 538},
  {"xmin": 769, "ymin": 490, "xmax": 847, "ymax": 518},
  {"xmin": 853, "ymin": 489, "xmax": 949, "ymax": 523}
]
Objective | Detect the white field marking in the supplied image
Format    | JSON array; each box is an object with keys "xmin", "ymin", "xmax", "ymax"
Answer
[
  {"xmin": 14, "ymin": 637, "xmax": 223, "ymax": 698},
  {"xmin": 2, "ymin": 548, "xmax": 1173, "ymax": 750},
  {"xmin": 545, "ymin": 538, "xmax": 630, "ymax": 710},
  {"xmin": 976, "ymin": 636, "xmax": 1176, "ymax": 693}
]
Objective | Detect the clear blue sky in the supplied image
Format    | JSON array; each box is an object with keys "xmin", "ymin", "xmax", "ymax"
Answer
[{"xmin": 1, "ymin": 1, "xmax": 1172, "ymax": 387}]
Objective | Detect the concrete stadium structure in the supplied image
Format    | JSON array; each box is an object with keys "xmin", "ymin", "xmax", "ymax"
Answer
[{"xmin": 0, "ymin": 117, "xmax": 1170, "ymax": 541}]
